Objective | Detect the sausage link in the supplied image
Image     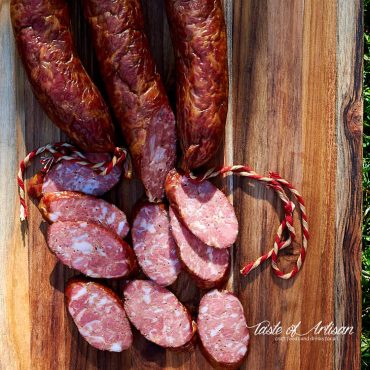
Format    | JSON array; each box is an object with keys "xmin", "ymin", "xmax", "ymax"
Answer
[
  {"xmin": 165, "ymin": 0, "xmax": 228, "ymax": 169},
  {"xmin": 10, "ymin": 0, "xmax": 116, "ymax": 152},
  {"xmin": 83, "ymin": 0, "xmax": 177, "ymax": 201}
]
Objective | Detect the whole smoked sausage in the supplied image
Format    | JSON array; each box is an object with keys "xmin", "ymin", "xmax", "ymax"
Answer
[
  {"xmin": 165, "ymin": 0, "xmax": 228, "ymax": 169},
  {"xmin": 83, "ymin": 0, "xmax": 177, "ymax": 200},
  {"xmin": 10, "ymin": 0, "xmax": 116, "ymax": 152}
]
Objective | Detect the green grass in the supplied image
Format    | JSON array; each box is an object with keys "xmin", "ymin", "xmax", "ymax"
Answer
[{"xmin": 363, "ymin": 0, "xmax": 370, "ymax": 368}]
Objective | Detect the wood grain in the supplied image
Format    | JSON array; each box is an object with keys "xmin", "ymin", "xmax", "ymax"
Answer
[
  {"xmin": 335, "ymin": 0, "xmax": 363, "ymax": 369},
  {"xmin": 232, "ymin": 1, "xmax": 336, "ymax": 369},
  {"xmin": 0, "ymin": 0, "xmax": 362, "ymax": 369}
]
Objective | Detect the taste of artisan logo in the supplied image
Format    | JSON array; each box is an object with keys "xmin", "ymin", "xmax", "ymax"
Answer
[{"xmin": 247, "ymin": 320, "xmax": 354, "ymax": 341}]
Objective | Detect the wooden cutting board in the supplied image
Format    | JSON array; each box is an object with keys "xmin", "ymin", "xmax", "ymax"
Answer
[{"xmin": 0, "ymin": 0, "xmax": 362, "ymax": 369}]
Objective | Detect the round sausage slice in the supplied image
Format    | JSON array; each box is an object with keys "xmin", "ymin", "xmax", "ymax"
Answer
[
  {"xmin": 65, "ymin": 279, "xmax": 132, "ymax": 352},
  {"xmin": 165, "ymin": 169, "xmax": 238, "ymax": 249},
  {"xmin": 28, "ymin": 153, "xmax": 122, "ymax": 199},
  {"xmin": 197, "ymin": 290, "xmax": 250, "ymax": 368},
  {"xmin": 47, "ymin": 221, "xmax": 136, "ymax": 278},
  {"xmin": 132, "ymin": 203, "xmax": 181, "ymax": 286},
  {"xmin": 123, "ymin": 280, "xmax": 196, "ymax": 349},
  {"xmin": 169, "ymin": 207, "xmax": 229, "ymax": 288},
  {"xmin": 39, "ymin": 191, "xmax": 129, "ymax": 238}
]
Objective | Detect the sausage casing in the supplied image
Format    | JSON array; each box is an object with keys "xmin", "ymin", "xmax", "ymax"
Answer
[
  {"xmin": 10, "ymin": 0, "xmax": 116, "ymax": 152},
  {"xmin": 165, "ymin": 0, "xmax": 228, "ymax": 169},
  {"xmin": 83, "ymin": 0, "xmax": 177, "ymax": 200}
]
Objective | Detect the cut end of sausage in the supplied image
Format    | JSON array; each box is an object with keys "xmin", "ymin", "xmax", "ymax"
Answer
[
  {"xmin": 47, "ymin": 221, "xmax": 136, "ymax": 278},
  {"xmin": 123, "ymin": 280, "xmax": 196, "ymax": 349},
  {"xmin": 65, "ymin": 279, "xmax": 133, "ymax": 352},
  {"xmin": 169, "ymin": 207, "xmax": 229, "ymax": 288},
  {"xmin": 39, "ymin": 191, "xmax": 129, "ymax": 238},
  {"xmin": 132, "ymin": 202, "xmax": 181, "ymax": 286},
  {"xmin": 197, "ymin": 290, "xmax": 250, "ymax": 368},
  {"xmin": 42, "ymin": 153, "xmax": 122, "ymax": 197},
  {"xmin": 141, "ymin": 107, "xmax": 177, "ymax": 201},
  {"xmin": 83, "ymin": 1, "xmax": 176, "ymax": 201},
  {"xmin": 165, "ymin": 169, "xmax": 238, "ymax": 249}
]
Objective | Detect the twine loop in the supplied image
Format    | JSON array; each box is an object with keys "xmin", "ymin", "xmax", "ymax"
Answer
[
  {"xmin": 18, "ymin": 143, "xmax": 130, "ymax": 221},
  {"xmin": 189, "ymin": 165, "xmax": 308, "ymax": 280}
]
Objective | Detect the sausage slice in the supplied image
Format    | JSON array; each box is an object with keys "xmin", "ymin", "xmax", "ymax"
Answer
[
  {"xmin": 169, "ymin": 207, "xmax": 229, "ymax": 288},
  {"xmin": 197, "ymin": 290, "xmax": 250, "ymax": 368},
  {"xmin": 165, "ymin": 169, "xmax": 238, "ymax": 249},
  {"xmin": 66, "ymin": 279, "xmax": 132, "ymax": 352},
  {"xmin": 123, "ymin": 280, "xmax": 196, "ymax": 349},
  {"xmin": 132, "ymin": 203, "xmax": 181, "ymax": 286},
  {"xmin": 39, "ymin": 191, "xmax": 129, "ymax": 238},
  {"xmin": 29, "ymin": 153, "xmax": 122, "ymax": 199},
  {"xmin": 47, "ymin": 221, "xmax": 136, "ymax": 278}
]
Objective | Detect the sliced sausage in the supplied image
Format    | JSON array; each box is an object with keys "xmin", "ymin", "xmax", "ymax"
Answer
[
  {"xmin": 169, "ymin": 207, "xmax": 229, "ymax": 288},
  {"xmin": 165, "ymin": 0, "xmax": 228, "ymax": 170},
  {"xmin": 28, "ymin": 153, "xmax": 122, "ymax": 199},
  {"xmin": 197, "ymin": 290, "xmax": 250, "ymax": 369},
  {"xmin": 39, "ymin": 191, "xmax": 129, "ymax": 238},
  {"xmin": 132, "ymin": 203, "xmax": 181, "ymax": 286},
  {"xmin": 123, "ymin": 280, "xmax": 196, "ymax": 349},
  {"xmin": 65, "ymin": 279, "xmax": 132, "ymax": 352},
  {"xmin": 83, "ymin": 0, "xmax": 176, "ymax": 201},
  {"xmin": 165, "ymin": 169, "xmax": 238, "ymax": 249},
  {"xmin": 10, "ymin": 0, "xmax": 116, "ymax": 152},
  {"xmin": 47, "ymin": 221, "xmax": 136, "ymax": 278}
]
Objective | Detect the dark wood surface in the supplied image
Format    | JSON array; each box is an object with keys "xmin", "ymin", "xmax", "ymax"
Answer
[{"xmin": 0, "ymin": 0, "xmax": 362, "ymax": 369}]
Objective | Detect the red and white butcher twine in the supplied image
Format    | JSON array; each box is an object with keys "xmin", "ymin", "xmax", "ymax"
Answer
[
  {"xmin": 17, "ymin": 142, "xmax": 130, "ymax": 220},
  {"xmin": 18, "ymin": 143, "xmax": 308, "ymax": 280},
  {"xmin": 188, "ymin": 165, "xmax": 308, "ymax": 280}
]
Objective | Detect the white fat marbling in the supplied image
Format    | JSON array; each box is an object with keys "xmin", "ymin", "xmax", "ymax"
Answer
[
  {"xmin": 75, "ymin": 308, "xmax": 87, "ymax": 322},
  {"xmin": 83, "ymin": 319, "xmax": 101, "ymax": 332},
  {"xmin": 49, "ymin": 211, "xmax": 61, "ymax": 222},
  {"xmin": 143, "ymin": 292, "xmax": 151, "ymax": 304},
  {"xmin": 106, "ymin": 212, "xmax": 116, "ymax": 224},
  {"xmin": 71, "ymin": 287, "xmax": 87, "ymax": 301},
  {"xmin": 72, "ymin": 241, "xmax": 94, "ymax": 254},
  {"xmin": 117, "ymin": 221, "xmax": 126, "ymax": 235},
  {"xmin": 139, "ymin": 219, "xmax": 156, "ymax": 234},
  {"xmin": 151, "ymin": 147, "xmax": 166, "ymax": 164},
  {"xmin": 200, "ymin": 305, "xmax": 208, "ymax": 314},
  {"xmin": 210, "ymin": 324, "xmax": 224, "ymax": 337},
  {"xmin": 237, "ymin": 345, "xmax": 247, "ymax": 356},
  {"xmin": 110, "ymin": 343, "xmax": 123, "ymax": 352},
  {"xmin": 142, "ymin": 286, "xmax": 152, "ymax": 304},
  {"xmin": 73, "ymin": 233, "xmax": 89, "ymax": 242},
  {"xmin": 97, "ymin": 248, "xmax": 107, "ymax": 257},
  {"xmin": 101, "ymin": 206, "xmax": 108, "ymax": 219},
  {"xmin": 88, "ymin": 293, "xmax": 99, "ymax": 304}
]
